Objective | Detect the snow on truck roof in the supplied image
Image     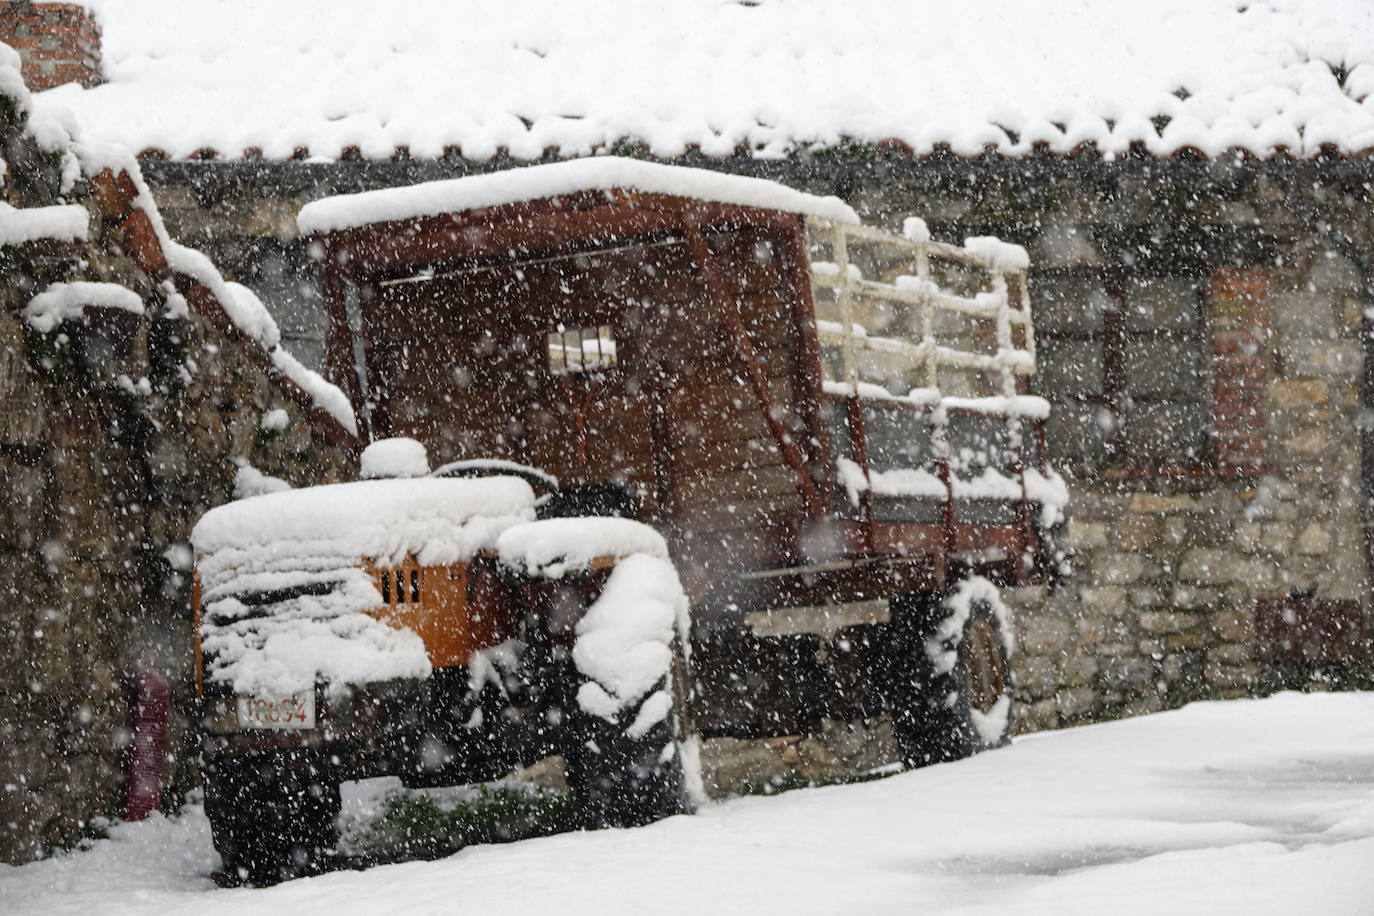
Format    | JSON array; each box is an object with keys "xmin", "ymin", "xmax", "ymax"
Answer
[
  {"xmin": 296, "ymin": 156, "xmax": 861, "ymax": 235},
  {"xmin": 43, "ymin": 0, "xmax": 1374, "ymax": 162}
]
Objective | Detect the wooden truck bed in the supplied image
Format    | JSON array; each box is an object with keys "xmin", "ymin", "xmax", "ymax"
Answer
[{"xmin": 302, "ymin": 159, "xmax": 1064, "ymax": 625}]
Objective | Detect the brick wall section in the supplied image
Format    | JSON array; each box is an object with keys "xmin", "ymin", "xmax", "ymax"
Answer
[
  {"xmin": 0, "ymin": 2, "xmax": 101, "ymax": 90},
  {"xmin": 1210, "ymin": 267, "xmax": 1270, "ymax": 477}
]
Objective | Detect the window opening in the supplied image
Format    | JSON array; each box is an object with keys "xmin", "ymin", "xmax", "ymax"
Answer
[
  {"xmin": 548, "ymin": 324, "xmax": 617, "ymax": 374},
  {"xmin": 1033, "ymin": 268, "xmax": 1209, "ymax": 471}
]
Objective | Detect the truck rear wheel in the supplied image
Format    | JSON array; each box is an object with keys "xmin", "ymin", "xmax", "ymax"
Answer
[
  {"xmin": 887, "ymin": 577, "xmax": 1015, "ymax": 768},
  {"xmin": 201, "ymin": 748, "xmax": 340, "ymax": 886}
]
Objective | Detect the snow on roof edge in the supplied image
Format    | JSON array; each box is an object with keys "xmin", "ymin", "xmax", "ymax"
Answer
[
  {"xmin": 38, "ymin": 1, "xmax": 1374, "ymax": 165},
  {"xmin": 72, "ymin": 140, "xmax": 359, "ymax": 438},
  {"xmin": 296, "ymin": 156, "xmax": 860, "ymax": 235}
]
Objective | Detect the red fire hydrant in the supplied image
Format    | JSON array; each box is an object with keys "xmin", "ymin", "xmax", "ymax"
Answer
[{"xmin": 123, "ymin": 668, "xmax": 170, "ymax": 821}]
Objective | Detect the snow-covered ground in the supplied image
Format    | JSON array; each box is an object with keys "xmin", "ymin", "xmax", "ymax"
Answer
[{"xmin": 4, "ymin": 692, "xmax": 1374, "ymax": 915}]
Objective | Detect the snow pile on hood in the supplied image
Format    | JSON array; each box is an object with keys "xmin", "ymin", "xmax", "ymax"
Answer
[
  {"xmin": 198, "ymin": 571, "xmax": 431, "ymax": 699},
  {"xmin": 193, "ymin": 477, "xmax": 536, "ymax": 696},
  {"xmin": 194, "ymin": 477, "xmax": 536, "ymax": 568},
  {"xmin": 495, "ymin": 516, "xmax": 669, "ymax": 579},
  {"xmin": 297, "ymin": 157, "xmax": 858, "ymax": 234},
  {"xmin": 360, "ymin": 437, "xmax": 430, "ymax": 479}
]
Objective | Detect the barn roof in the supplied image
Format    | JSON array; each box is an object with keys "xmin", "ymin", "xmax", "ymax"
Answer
[{"xmin": 41, "ymin": 0, "xmax": 1374, "ymax": 162}]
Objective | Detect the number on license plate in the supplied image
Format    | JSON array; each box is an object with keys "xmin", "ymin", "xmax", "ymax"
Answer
[{"xmin": 237, "ymin": 691, "xmax": 315, "ymax": 729}]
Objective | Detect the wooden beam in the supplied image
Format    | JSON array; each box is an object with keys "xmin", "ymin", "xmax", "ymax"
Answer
[
  {"xmin": 331, "ymin": 193, "xmax": 806, "ymax": 278},
  {"xmin": 782, "ymin": 217, "xmax": 835, "ymax": 508}
]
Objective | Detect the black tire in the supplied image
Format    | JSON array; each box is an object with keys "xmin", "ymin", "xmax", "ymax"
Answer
[
  {"xmin": 561, "ymin": 642, "xmax": 693, "ymax": 829},
  {"xmin": 887, "ymin": 577, "xmax": 1015, "ymax": 768},
  {"xmin": 201, "ymin": 747, "xmax": 340, "ymax": 886},
  {"xmin": 405, "ymin": 665, "xmax": 525, "ymax": 788}
]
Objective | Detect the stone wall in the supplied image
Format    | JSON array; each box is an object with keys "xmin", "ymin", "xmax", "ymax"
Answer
[
  {"xmin": 849, "ymin": 159, "xmax": 1372, "ymax": 730},
  {"xmin": 0, "ymin": 67, "xmax": 353, "ymax": 862}
]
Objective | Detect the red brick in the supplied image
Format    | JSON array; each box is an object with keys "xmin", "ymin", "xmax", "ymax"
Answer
[
  {"xmin": 0, "ymin": 2, "xmax": 101, "ymax": 90},
  {"xmin": 1209, "ymin": 266, "xmax": 1270, "ymax": 475}
]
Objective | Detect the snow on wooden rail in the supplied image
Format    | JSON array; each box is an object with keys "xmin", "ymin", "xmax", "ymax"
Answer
[{"xmin": 806, "ymin": 216, "xmax": 1036, "ymax": 397}]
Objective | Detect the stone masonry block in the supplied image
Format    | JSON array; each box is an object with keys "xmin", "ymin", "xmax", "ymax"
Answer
[
  {"xmin": 1271, "ymin": 289, "xmax": 1337, "ymax": 340},
  {"xmin": 1139, "ymin": 611, "xmax": 1202, "ymax": 634},
  {"xmin": 1014, "ymin": 656, "xmax": 1060, "ymax": 699},
  {"xmin": 1166, "ymin": 631, "xmax": 1209, "ymax": 650},
  {"xmin": 1095, "ymin": 552, "xmax": 1146, "ymax": 585},
  {"xmin": 1282, "ymin": 427, "xmax": 1328, "ymax": 455},
  {"xmin": 1018, "ymin": 615, "xmax": 1076, "ymax": 656},
  {"xmin": 1295, "ymin": 522, "xmax": 1332, "ymax": 555},
  {"xmin": 1270, "ymin": 378, "xmax": 1329, "ymax": 410},
  {"xmin": 1170, "ymin": 585, "xmax": 1221, "ymax": 610},
  {"xmin": 1178, "ymin": 548, "xmax": 1243, "ymax": 584},
  {"xmin": 1077, "ymin": 586, "xmax": 1128, "ymax": 617},
  {"xmin": 1099, "ymin": 656, "xmax": 1155, "ymax": 693},
  {"xmin": 1129, "ymin": 493, "xmax": 1199, "ymax": 515},
  {"xmin": 1211, "ymin": 608, "xmax": 1253, "ymax": 643},
  {"xmin": 1066, "ymin": 519, "xmax": 1108, "ymax": 551},
  {"xmin": 1116, "ymin": 514, "xmax": 1161, "ymax": 552},
  {"xmin": 1305, "ymin": 251, "xmax": 1361, "ymax": 294},
  {"xmin": 1279, "ymin": 341, "xmax": 1360, "ymax": 381},
  {"xmin": 1055, "ymin": 688, "xmax": 1098, "ymax": 720}
]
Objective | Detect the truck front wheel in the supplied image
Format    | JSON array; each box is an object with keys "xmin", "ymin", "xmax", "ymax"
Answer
[
  {"xmin": 887, "ymin": 577, "xmax": 1015, "ymax": 768},
  {"xmin": 562, "ymin": 640, "xmax": 694, "ymax": 828},
  {"xmin": 201, "ymin": 747, "xmax": 340, "ymax": 886}
]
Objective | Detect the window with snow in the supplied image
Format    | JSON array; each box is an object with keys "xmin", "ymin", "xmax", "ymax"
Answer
[
  {"xmin": 1033, "ymin": 268, "xmax": 1211, "ymax": 473},
  {"xmin": 547, "ymin": 324, "xmax": 617, "ymax": 374}
]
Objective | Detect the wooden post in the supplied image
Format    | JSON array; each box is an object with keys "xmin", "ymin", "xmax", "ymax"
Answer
[
  {"xmin": 359, "ymin": 279, "xmax": 388, "ymax": 439},
  {"xmin": 830, "ymin": 223, "xmax": 860, "ymax": 392},
  {"xmin": 847, "ymin": 394, "xmax": 874, "ymax": 552},
  {"xmin": 321, "ymin": 240, "xmax": 363, "ymax": 418}
]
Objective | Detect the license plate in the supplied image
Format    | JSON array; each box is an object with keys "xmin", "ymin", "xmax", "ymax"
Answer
[{"xmin": 237, "ymin": 691, "xmax": 315, "ymax": 729}]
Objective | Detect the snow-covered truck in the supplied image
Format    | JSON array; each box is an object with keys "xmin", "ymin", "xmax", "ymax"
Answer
[{"xmin": 192, "ymin": 158, "xmax": 1067, "ymax": 884}]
